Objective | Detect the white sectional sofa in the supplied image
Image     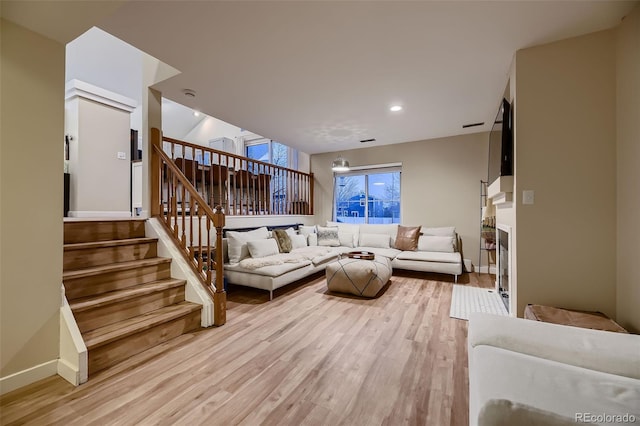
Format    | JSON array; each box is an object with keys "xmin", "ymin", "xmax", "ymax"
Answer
[
  {"xmin": 222, "ymin": 222, "xmax": 463, "ymax": 300},
  {"xmin": 468, "ymin": 313, "xmax": 640, "ymax": 426}
]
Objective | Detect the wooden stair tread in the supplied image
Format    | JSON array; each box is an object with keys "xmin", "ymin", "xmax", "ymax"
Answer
[
  {"xmin": 63, "ymin": 258, "xmax": 172, "ymax": 280},
  {"xmin": 83, "ymin": 302, "xmax": 201, "ymax": 350},
  {"xmin": 64, "ymin": 237, "xmax": 158, "ymax": 251},
  {"xmin": 69, "ymin": 279, "xmax": 186, "ymax": 312}
]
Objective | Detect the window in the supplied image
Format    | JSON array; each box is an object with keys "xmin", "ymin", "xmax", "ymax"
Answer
[
  {"xmin": 245, "ymin": 139, "xmax": 299, "ymax": 213},
  {"xmin": 245, "ymin": 140, "xmax": 297, "ymax": 170},
  {"xmin": 333, "ymin": 168, "xmax": 401, "ymax": 224}
]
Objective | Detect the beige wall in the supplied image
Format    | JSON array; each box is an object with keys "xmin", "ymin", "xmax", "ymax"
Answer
[
  {"xmin": 615, "ymin": 4, "xmax": 640, "ymax": 333},
  {"xmin": 311, "ymin": 133, "xmax": 489, "ymax": 268},
  {"xmin": 67, "ymin": 97, "xmax": 131, "ymax": 215},
  {"xmin": 0, "ymin": 19, "xmax": 64, "ymax": 379},
  {"xmin": 514, "ymin": 30, "xmax": 617, "ymax": 317}
]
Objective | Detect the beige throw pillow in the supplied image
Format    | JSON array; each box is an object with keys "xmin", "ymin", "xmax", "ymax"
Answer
[
  {"xmin": 395, "ymin": 225, "xmax": 421, "ymax": 251},
  {"xmin": 272, "ymin": 229, "xmax": 293, "ymax": 253}
]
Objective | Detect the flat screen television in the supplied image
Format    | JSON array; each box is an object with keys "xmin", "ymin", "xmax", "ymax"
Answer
[{"xmin": 488, "ymin": 98, "xmax": 513, "ymax": 184}]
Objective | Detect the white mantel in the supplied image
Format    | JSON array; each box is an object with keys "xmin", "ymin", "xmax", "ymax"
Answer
[{"xmin": 488, "ymin": 176, "xmax": 514, "ymax": 205}]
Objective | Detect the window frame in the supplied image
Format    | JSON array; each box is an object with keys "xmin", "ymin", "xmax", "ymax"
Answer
[
  {"xmin": 244, "ymin": 139, "xmax": 298, "ymax": 170},
  {"xmin": 332, "ymin": 165, "xmax": 402, "ymax": 224}
]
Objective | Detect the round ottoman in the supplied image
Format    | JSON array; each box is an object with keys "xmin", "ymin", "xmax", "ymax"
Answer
[{"xmin": 326, "ymin": 255, "xmax": 392, "ymax": 297}]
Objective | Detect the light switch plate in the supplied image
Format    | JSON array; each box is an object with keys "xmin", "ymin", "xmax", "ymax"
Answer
[
  {"xmin": 117, "ymin": 151, "xmax": 127, "ymax": 160},
  {"xmin": 523, "ymin": 190, "xmax": 535, "ymax": 205}
]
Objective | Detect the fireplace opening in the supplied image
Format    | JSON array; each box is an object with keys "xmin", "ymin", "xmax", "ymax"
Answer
[{"xmin": 497, "ymin": 228, "xmax": 509, "ymax": 311}]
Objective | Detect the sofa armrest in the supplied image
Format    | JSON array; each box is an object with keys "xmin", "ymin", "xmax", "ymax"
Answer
[{"xmin": 468, "ymin": 313, "xmax": 640, "ymax": 379}]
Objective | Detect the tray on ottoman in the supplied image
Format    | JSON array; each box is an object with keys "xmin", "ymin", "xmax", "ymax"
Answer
[{"xmin": 524, "ymin": 304, "xmax": 628, "ymax": 333}]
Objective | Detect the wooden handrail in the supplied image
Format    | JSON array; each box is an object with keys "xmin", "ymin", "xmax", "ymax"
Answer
[
  {"xmin": 162, "ymin": 135, "xmax": 305, "ymax": 175},
  {"xmin": 151, "ymin": 128, "xmax": 226, "ymax": 326},
  {"xmin": 161, "ymin": 133, "xmax": 314, "ymax": 216}
]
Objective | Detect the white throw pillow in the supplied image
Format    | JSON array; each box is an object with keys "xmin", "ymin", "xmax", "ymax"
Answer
[
  {"xmin": 307, "ymin": 233, "xmax": 318, "ymax": 246},
  {"xmin": 418, "ymin": 235, "xmax": 455, "ymax": 252},
  {"xmin": 317, "ymin": 226, "xmax": 340, "ymax": 247},
  {"xmin": 359, "ymin": 233, "xmax": 390, "ymax": 249},
  {"xmin": 246, "ymin": 238, "xmax": 279, "ymax": 258},
  {"xmin": 422, "ymin": 226, "xmax": 456, "ymax": 237},
  {"xmin": 290, "ymin": 234, "xmax": 308, "ymax": 250},
  {"xmin": 284, "ymin": 227, "xmax": 297, "ymax": 237},
  {"xmin": 298, "ymin": 225, "xmax": 317, "ymax": 236},
  {"xmin": 338, "ymin": 232, "xmax": 355, "ymax": 248},
  {"xmin": 226, "ymin": 227, "xmax": 270, "ymax": 263}
]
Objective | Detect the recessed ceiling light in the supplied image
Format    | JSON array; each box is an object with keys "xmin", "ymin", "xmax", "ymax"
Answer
[
  {"xmin": 193, "ymin": 111, "xmax": 200, "ymax": 117},
  {"xmin": 390, "ymin": 105, "xmax": 403, "ymax": 112}
]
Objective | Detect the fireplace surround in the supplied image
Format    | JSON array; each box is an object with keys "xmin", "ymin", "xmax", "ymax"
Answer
[{"xmin": 496, "ymin": 224, "xmax": 512, "ymax": 312}]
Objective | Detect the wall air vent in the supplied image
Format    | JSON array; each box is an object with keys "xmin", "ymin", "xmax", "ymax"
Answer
[
  {"xmin": 360, "ymin": 138, "xmax": 376, "ymax": 143},
  {"xmin": 462, "ymin": 122, "xmax": 484, "ymax": 129}
]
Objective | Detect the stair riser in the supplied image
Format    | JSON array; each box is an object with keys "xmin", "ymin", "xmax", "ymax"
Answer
[
  {"xmin": 74, "ymin": 287, "xmax": 186, "ymax": 333},
  {"xmin": 64, "ymin": 221, "xmax": 146, "ymax": 244},
  {"xmin": 64, "ymin": 264, "xmax": 171, "ymax": 300},
  {"xmin": 64, "ymin": 242, "xmax": 158, "ymax": 271},
  {"xmin": 88, "ymin": 310, "xmax": 201, "ymax": 375}
]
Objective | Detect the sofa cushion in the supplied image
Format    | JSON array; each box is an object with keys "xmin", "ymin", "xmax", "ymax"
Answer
[
  {"xmin": 359, "ymin": 233, "xmax": 390, "ymax": 248},
  {"xmin": 359, "ymin": 224, "xmax": 399, "ymax": 246},
  {"xmin": 418, "ymin": 235, "xmax": 456, "ymax": 252},
  {"xmin": 317, "ymin": 226, "xmax": 340, "ymax": 246},
  {"xmin": 272, "ymin": 229, "xmax": 293, "ymax": 253},
  {"xmin": 327, "ymin": 221, "xmax": 360, "ymax": 245},
  {"xmin": 299, "ymin": 225, "xmax": 317, "ymax": 236},
  {"xmin": 395, "ymin": 250, "xmax": 461, "ymax": 264},
  {"xmin": 290, "ymin": 234, "xmax": 308, "ymax": 250},
  {"xmin": 356, "ymin": 247, "xmax": 401, "ymax": 259},
  {"xmin": 308, "ymin": 233, "xmax": 318, "ymax": 246},
  {"xmin": 226, "ymin": 260, "xmax": 311, "ymax": 277},
  {"xmin": 309, "ymin": 250, "xmax": 340, "ymax": 266},
  {"xmin": 247, "ymin": 238, "xmax": 280, "ymax": 258},
  {"xmin": 422, "ymin": 226, "xmax": 456, "ymax": 236},
  {"xmin": 395, "ymin": 225, "xmax": 421, "ymax": 251},
  {"xmin": 226, "ymin": 227, "xmax": 270, "ymax": 263},
  {"xmin": 338, "ymin": 232, "xmax": 356, "ymax": 248},
  {"xmin": 468, "ymin": 313, "xmax": 640, "ymax": 380}
]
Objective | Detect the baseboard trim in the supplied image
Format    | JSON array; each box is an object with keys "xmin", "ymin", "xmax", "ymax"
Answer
[
  {"xmin": 0, "ymin": 360, "xmax": 57, "ymax": 395},
  {"xmin": 68, "ymin": 210, "xmax": 132, "ymax": 218},
  {"xmin": 57, "ymin": 359, "xmax": 80, "ymax": 386}
]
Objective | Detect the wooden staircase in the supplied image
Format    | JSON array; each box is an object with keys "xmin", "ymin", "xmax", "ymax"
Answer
[{"xmin": 63, "ymin": 219, "xmax": 202, "ymax": 376}]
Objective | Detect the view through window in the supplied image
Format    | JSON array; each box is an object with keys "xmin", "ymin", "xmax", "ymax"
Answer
[
  {"xmin": 246, "ymin": 140, "xmax": 297, "ymax": 212},
  {"xmin": 334, "ymin": 169, "xmax": 401, "ymax": 224}
]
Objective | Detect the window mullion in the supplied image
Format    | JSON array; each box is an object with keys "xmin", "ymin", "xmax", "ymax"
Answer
[{"xmin": 364, "ymin": 175, "xmax": 369, "ymax": 224}]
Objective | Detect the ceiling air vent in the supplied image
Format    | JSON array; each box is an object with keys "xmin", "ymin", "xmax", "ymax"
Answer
[
  {"xmin": 360, "ymin": 138, "xmax": 376, "ymax": 143},
  {"xmin": 462, "ymin": 122, "xmax": 484, "ymax": 129}
]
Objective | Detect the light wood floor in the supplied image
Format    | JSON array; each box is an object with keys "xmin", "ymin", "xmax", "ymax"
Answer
[{"xmin": 1, "ymin": 271, "xmax": 493, "ymax": 426}]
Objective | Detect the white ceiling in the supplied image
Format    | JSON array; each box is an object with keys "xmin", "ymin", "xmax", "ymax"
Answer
[{"xmin": 2, "ymin": 1, "xmax": 636, "ymax": 154}]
